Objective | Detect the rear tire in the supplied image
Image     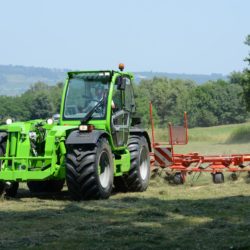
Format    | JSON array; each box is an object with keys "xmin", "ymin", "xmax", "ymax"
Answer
[
  {"xmin": 66, "ymin": 138, "xmax": 114, "ymax": 200},
  {"xmin": 114, "ymin": 135, "xmax": 150, "ymax": 192},
  {"xmin": 27, "ymin": 180, "xmax": 65, "ymax": 193}
]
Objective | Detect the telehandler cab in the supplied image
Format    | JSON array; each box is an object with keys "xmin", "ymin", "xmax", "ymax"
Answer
[{"xmin": 0, "ymin": 64, "xmax": 151, "ymax": 200}]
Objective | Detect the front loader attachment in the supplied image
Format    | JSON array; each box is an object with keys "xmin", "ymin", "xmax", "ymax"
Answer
[{"xmin": 0, "ymin": 121, "xmax": 70, "ymax": 182}]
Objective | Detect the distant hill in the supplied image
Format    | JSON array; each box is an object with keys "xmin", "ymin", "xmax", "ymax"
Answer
[
  {"xmin": 133, "ymin": 72, "xmax": 227, "ymax": 84},
  {"xmin": 0, "ymin": 65, "xmax": 67, "ymax": 95},
  {"xmin": 0, "ymin": 65, "xmax": 227, "ymax": 96}
]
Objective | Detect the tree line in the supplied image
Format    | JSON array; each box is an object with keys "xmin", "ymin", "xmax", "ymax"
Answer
[
  {"xmin": 0, "ymin": 73, "xmax": 247, "ymax": 128},
  {"xmin": 135, "ymin": 76, "xmax": 247, "ymax": 128},
  {"xmin": 135, "ymin": 34, "xmax": 250, "ymax": 128},
  {"xmin": 0, "ymin": 82, "xmax": 63, "ymax": 123},
  {"xmin": 0, "ymin": 35, "xmax": 249, "ymax": 128}
]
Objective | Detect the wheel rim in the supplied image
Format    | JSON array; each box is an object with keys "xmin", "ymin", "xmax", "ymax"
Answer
[
  {"xmin": 98, "ymin": 151, "xmax": 111, "ymax": 188},
  {"xmin": 139, "ymin": 146, "xmax": 148, "ymax": 180}
]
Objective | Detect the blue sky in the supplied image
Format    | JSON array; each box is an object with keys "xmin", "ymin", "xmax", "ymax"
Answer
[{"xmin": 0, "ymin": 0, "xmax": 249, "ymax": 74}]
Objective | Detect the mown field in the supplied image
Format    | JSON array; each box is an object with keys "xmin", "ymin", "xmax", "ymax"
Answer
[{"xmin": 1, "ymin": 123, "xmax": 250, "ymax": 249}]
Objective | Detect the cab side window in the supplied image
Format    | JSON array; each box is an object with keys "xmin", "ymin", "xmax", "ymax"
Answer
[
  {"xmin": 112, "ymin": 86, "xmax": 123, "ymax": 111},
  {"xmin": 124, "ymin": 78, "xmax": 135, "ymax": 112}
]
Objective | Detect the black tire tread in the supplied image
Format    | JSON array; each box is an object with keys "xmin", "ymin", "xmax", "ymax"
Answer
[
  {"xmin": 5, "ymin": 182, "xmax": 19, "ymax": 197},
  {"xmin": 114, "ymin": 135, "xmax": 150, "ymax": 192},
  {"xmin": 66, "ymin": 138, "xmax": 113, "ymax": 200}
]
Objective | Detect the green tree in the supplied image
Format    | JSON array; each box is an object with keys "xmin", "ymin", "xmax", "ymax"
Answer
[
  {"xmin": 29, "ymin": 92, "xmax": 53, "ymax": 119},
  {"xmin": 49, "ymin": 82, "xmax": 64, "ymax": 113},
  {"xmin": 187, "ymin": 80, "xmax": 247, "ymax": 127},
  {"xmin": 134, "ymin": 77, "xmax": 195, "ymax": 127},
  {"xmin": 228, "ymin": 71, "xmax": 246, "ymax": 85},
  {"xmin": 237, "ymin": 35, "xmax": 250, "ymax": 111},
  {"xmin": 245, "ymin": 34, "xmax": 250, "ymax": 65},
  {"xmin": 19, "ymin": 82, "xmax": 64, "ymax": 120}
]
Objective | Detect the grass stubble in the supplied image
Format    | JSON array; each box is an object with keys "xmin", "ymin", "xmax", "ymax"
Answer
[{"xmin": 1, "ymin": 123, "xmax": 250, "ymax": 249}]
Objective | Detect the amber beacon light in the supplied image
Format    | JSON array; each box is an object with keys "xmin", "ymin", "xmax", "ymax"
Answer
[{"xmin": 118, "ymin": 63, "xmax": 125, "ymax": 71}]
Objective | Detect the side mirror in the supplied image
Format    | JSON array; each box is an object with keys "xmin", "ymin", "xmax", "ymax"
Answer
[
  {"xmin": 131, "ymin": 117, "xmax": 141, "ymax": 126},
  {"xmin": 52, "ymin": 113, "xmax": 60, "ymax": 121},
  {"xmin": 116, "ymin": 76, "xmax": 126, "ymax": 90}
]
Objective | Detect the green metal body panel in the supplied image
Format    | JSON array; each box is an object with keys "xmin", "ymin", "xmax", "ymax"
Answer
[{"xmin": 0, "ymin": 70, "xmax": 135, "ymax": 182}]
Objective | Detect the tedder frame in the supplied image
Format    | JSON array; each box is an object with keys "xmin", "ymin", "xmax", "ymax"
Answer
[{"xmin": 149, "ymin": 102, "xmax": 250, "ymax": 184}]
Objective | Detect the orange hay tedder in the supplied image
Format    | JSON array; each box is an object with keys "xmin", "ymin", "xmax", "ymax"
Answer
[{"xmin": 149, "ymin": 102, "xmax": 250, "ymax": 184}]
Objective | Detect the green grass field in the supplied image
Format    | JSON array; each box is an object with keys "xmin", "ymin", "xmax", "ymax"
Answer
[{"xmin": 1, "ymin": 122, "xmax": 250, "ymax": 249}]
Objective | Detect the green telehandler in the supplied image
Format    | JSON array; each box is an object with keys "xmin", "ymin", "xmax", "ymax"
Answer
[{"xmin": 0, "ymin": 64, "xmax": 151, "ymax": 200}]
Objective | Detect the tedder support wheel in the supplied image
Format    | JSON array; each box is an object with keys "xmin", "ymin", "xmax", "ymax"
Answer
[
  {"xmin": 27, "ymin": 180, "xmax": 65, "ymax": 193},
  {"xmin": 230, "ymin": 173, "xmax": 238, "ymax": 181},
  {"xmin": 114, "ymin": 135, "xmax": 150, "ymax": 192},
  {"xmin": 212, "ymin": 172, "xmax": 224, "ymax": 184},
  {"xmin": 66, "ymin": 137, "xmax": 114, "ymax": 200},
  {"xmin": 173, "ymin": 173, "xmax": 184, "ymax": 185}
]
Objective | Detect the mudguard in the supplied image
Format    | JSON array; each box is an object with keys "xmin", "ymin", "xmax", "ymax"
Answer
[
  {"xmin": 129, "ymin": 128, "xmax": 152, "ymax": 152},
  {"xmin": 65, "ymin": 129, "xmax": 109, "ymax": 145}
]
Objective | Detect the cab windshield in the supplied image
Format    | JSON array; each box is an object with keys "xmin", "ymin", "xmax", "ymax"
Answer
[{"xmin": 64, "ymin": 73, "xmax": 110, "ymax": 120}]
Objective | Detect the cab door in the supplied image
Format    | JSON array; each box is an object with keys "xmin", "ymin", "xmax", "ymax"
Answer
[{"xmin": 111, "ymin": 76, "xmax": 135, "ymax": 148}]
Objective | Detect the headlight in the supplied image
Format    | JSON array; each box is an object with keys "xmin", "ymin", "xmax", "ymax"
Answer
[
  {"xmin": 29, "ymin": 132, "xmax": 37, "ymax": 140},
  {"xmin": 79, "ymin": 124, "xmax": 94, "ymax": 132},
  {"xmin": 47, "ymin": 118, "xmax": 53, "ymax": 125},
  {"xmin": 6, "ymin": 118, "xmax": 13, "ymax": 125}
]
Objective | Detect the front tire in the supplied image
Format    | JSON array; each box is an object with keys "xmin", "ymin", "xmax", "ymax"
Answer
[{"xmin": 66, "ymin": 138, "xmax": 114, "ymax": 200}]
